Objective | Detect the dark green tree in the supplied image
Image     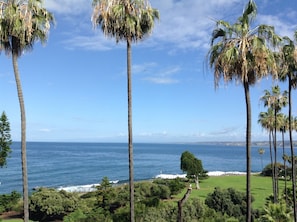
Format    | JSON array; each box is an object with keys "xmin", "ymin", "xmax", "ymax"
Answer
[
  {"xmin": 0, "ymin": 2, "xmax": 54, "ymax": 221},
  {"xmin": 0, "ymin": 111, "xmax": 12, "ymax": 168},
  {"xmin": 180, "ymin": 151, "xmax": 206, "ymax": 189},
  {"xmin": 91, "ymin": 1, "xmax": 159, "ymax": 221},
  {"xmin": 208, "ymin": 1, "xmax": 280, "ymax": 220},
  {"xmin": 205, "ymin": 187, "xmax": 249, "ymax": 220}
]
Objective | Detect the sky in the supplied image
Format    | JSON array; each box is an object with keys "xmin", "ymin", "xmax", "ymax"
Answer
[{"xmin": 0, "ymin": 0, "xmax": 297, "ymax": 143}]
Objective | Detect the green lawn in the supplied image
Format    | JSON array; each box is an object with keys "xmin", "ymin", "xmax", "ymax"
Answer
[{"xmin": 174, "ymin": 174, "xmax": 290, "ymax": 210}]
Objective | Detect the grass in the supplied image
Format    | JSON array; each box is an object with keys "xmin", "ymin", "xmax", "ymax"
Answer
[{"xmin": 174, "ymin": 174, "xmax": 290, "ymax": 210}]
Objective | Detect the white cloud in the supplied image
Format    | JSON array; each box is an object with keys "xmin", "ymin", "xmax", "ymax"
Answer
[
  {"xmin": 51, "ymin": 0, "xmax": 243, "ymax": 51},
  {"xmin": 144, "ymin": 77, "xmax": 178, "ymax": 84},
  {"xmin": 143, "ymin": 65, "xmax": 181, "ymax": 84},
  {"xmin": 38, "ymin": 128, "xmax": 52, "ymax": 132},
  {"xmin": 257, "ymin": 14, "xmax": 297, "ymax": 38},
  {"xmin": 62, "ymin": 34, "xmax": 116, "ymax": 51},
  {"xmin": 132, "ymin": 63, "xmax": 157, "ymax": 74},
  {"xmin": 51, "ymin": 0, "xmax": 297, "ymax": 52},
  {"xmin": 149, "ymin": 0, "xmax": 242, "ymax": 49},
  {"xmin": 45, "ymin": 0, "xmax": 92, "ymax": 15}
]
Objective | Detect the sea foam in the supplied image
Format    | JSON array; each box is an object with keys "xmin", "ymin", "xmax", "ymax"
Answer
[
  {"xmin": 155, "ymin": 171, "xmax": 246, "ymax": 179},
  {"xmin": 57, "ymin": 180, "xmax": 119, "ymax": 193}
]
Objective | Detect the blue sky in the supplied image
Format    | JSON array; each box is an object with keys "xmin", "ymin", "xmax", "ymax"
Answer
[{"xmin": 0, "ymin": 0, "xmax": 297, "ymax": 143}]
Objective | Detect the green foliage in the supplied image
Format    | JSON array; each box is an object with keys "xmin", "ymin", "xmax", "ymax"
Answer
[
  {"xmin": 259, "ymin": 201, "xmax": 292, "ymax": 222},
  {"xmin": 0, "ymin": 191, "xmax": 21, "ymax": 213},
  {"xmin": 27, "ymin": 176, "xmax": 286, "ymax": 221},
  {"xmin": 281, "ymin": 187, "xmax": 297, "ymax": 208},
  {"xmin": 261, "ymin": 162, "xmax": 284, "ymax": 177},
  {"xmin": 181, "ymin": 151, "xmax": 203, "ymax": 176},
  {"xmin": 205, "ymin": 187, "xmax": 248, "ymax": 219},
  {"xmin": 135, "ymin": 203, "xmax": 177, "ymax": 222},
  {"xmin": 180, "ymin": 150, "xmax": 208, "ymax": 185},
  {"xmin": 29, "ymin": 188, "xmax": 79, "ymax": 222},
  {"xmin": 182, "ymin": 198, "xmax": 205, "ymax": 221},
  {"xmin": 153, "ymin": 177, "xmax": 186, "ymax": 195},
  {"xmin": 135, "ymin": 182, "xmax": 171, "ymax": 207},
  {"xmin": 63, "ymin": 209, "xmax": 87, "ymax": 222},
  {"xmin": 96, "ymin": 177, "xmax": 125, "ymax": 213},
  {"xmin": 0, "ymin": 112, "xmax": 12, "ymax": 168}
]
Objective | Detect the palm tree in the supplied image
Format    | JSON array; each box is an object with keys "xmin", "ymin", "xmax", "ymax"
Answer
[
  {"xmin": 258, "ymin": 148, "xmax": 265, "ymax": 170},
  {"xmin": 0, "ymin": 1, "xmax": 54, "ymax": 221},
  {"xmin": 258, "ymin": 108, "xmax": 276, "ymax": 201},
  {"xmin": 91, "ymin": 1, "xmax": 159, "ymax": 221},
  {"xmin": 261, "ymin": 202, "xmax": 293, "ymax": 222},
  {"xmin": 278, "ymin": 33, "xmax": 297, "ymax": 221},
  {"xmin": 208, "ymin": 1, "xmax": 280, "ymax": 220},
  {"xmin": 279, "ymin": 114, "xmax": 288, "ymax": 203},
  {"xmin": 260, "ymin": 86, "xmax": 288, "ymax": 202}
]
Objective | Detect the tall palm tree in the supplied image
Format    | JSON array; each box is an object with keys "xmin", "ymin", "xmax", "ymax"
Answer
[
  {"xmin": 208, "ymin": 1, "xmax": 280, "ymax": 220},
  {"xmin": 260, "ymin": 85, "xmax": 288, "ymax": 202},
  {"xmin": 279, "ymin": 114, "xmax": 288, "ymax": 203},
  {"xmin": 0, "ymin": 1, "xmax": 54, "ymax": 221},
  {"xmin": 278, "ymin": 33, "xmax": 297, "ymax": 222},
  {"xmin": 91, "ymin": 1, "xmax": 159, "ymax": 221},
  {"xmin": 258, "ymin": 108, "xmax": 277, "ymax": 201}
]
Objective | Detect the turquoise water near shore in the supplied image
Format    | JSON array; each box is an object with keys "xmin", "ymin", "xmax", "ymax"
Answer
[{"xmin": 0, "ymin": 142, "xmax": 291, "ymax": 194}]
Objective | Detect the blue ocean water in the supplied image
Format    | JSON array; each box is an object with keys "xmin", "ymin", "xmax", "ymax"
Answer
[{"xmin": 0, "ymin": 142, "xmax": 290, "ymax": 194}]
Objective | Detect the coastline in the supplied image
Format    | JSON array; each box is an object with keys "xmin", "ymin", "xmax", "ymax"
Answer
[{"xmin": 56, "ymin": 171, "xmax": 253, "ymax": 193}]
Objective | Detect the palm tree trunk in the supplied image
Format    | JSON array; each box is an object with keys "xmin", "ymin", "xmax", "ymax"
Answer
[
  {"xmin": 288, "ymin": 76, "xmax": 297, "ymax": 222},
  {"xmin": 127, "ymin": 37, "xmax": 134, "ymax": 222},
  {"xmin": 273, "ymin": 109, "xmax": 279, "ymax": 203},
  {"xmin": 269, "ymin": 131, "xmax": 276, "ymax": 202},
  {"xmin": 244, "ymin": 81, "xmax": 252, "ymax": 222},
  {"xmin": 273, "ymin": 109, "xmax": 278, "ymax": 202},
  {"xmin": 282, "ymin": 130, "xmax": 287, "ymax": 204},
  {"xmin": 12, "ymin": 49, "xmax": 29, "ymax": 221}
]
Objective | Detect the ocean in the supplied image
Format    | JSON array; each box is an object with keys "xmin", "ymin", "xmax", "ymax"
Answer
[{"xmin": 0, "ymin": 142, "xmax": 291, "ymax": 194}]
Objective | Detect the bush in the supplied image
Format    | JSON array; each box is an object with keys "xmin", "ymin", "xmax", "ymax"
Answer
[
  {"xmin": 205, "ymin": 187, "xmax": 247, "ymax": 219},
  {"xmin": 0, "ymin": 191, "xmax": 21, "ymax": 213},
  {"xmin": 63, "ymin": 209, "xmax": 88, "ymax": 222},
  {"xmin": 153, "ymin": 178, "xmax": 186, "ymax": 195},
  {"xmin": 29, "ymin": 188, "xmax": 79, "ymax": 222},
  {"xmin": 261, "ymin": 162, "xmax": 284, "ymax": 177},
  {"xmin": 135, "ymin": 182, "xmax": 171, "ymax": 202}
]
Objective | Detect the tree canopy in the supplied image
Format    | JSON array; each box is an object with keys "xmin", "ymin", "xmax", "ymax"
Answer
[
  {"xmin": 0, "ymin": 111, "xmax": 12, "ymax": 168},
  {"xmin": 180, "ymin": 151, "xmax": 207, "ymax": 189}
]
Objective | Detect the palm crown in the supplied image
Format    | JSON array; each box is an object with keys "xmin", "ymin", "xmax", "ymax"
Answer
[
  {"xmin": 209, "ymin": 0, "xmax": 280, "ymax": 87},
  {"xmin": 92, "ymin": 0, "xmax": 159, "ymax": 42},
  {"xmin": 0, "ymin": 0, "xmax": 54, "ymax": 56}
]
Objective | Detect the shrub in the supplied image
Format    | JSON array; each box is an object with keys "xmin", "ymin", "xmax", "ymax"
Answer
[
  {"xmin": 205, "ymin": 187, "xmax": 247, "ymax": 219},
  {"xmin": 63, "ymin": 209, "xmax": 87, "ymax": 222},
  {"xmin": 153, "ymin": 178, "xmax": 186, "ymax": 195},
  {"xmin": 0, "ymin": 191, "xmax": 21, "ymax": 213},
  {"xmin": 29, "ymin": 188, "xmax": 79, "ymax": 222},
  {"xmin": 261, "ymin": 163, "xmax": 284, "ymax": 177}
]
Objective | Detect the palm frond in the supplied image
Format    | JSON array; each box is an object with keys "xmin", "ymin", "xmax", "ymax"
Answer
[
  {"xmin": 0, "ymin": 0, "xmax": 54, "ymax": 56},
  {"xmin": 92, "ymin": 0, "xmax": 159, "ymax": 43}
]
